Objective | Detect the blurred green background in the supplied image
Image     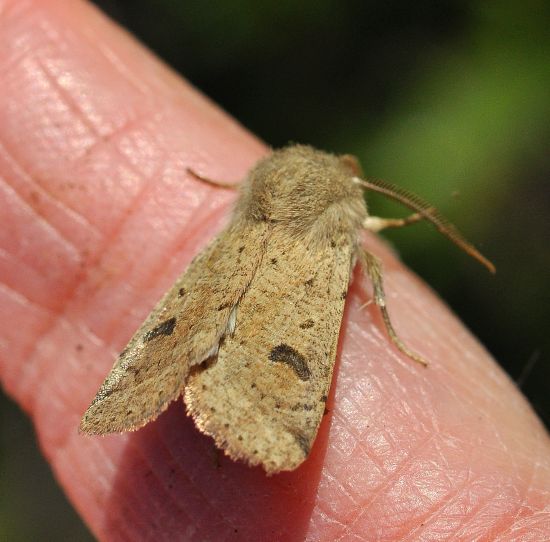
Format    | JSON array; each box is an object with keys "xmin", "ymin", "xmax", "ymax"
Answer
[{"xmin": 2, "ymin": 1, "xmax": 549, "ymax": 539}]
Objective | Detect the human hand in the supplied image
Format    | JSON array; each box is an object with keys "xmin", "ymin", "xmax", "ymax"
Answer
[{"xmin": 1, "ymin": 1, "xmax": 549, "ymax": 540}]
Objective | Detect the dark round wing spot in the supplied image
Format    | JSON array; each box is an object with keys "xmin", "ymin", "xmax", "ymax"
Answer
[{"xmin": 299, "ymin": 319, "xmax": 314, "ymax": 329}]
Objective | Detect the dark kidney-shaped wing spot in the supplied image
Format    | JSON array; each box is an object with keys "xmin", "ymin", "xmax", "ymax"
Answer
[
  {"xmin": 144, "ymin": 317, "xmax": 177, "ymax": 342},
  {"xmin": 269, "ymin": 344, "xmax": 311, "ymax": 380}
]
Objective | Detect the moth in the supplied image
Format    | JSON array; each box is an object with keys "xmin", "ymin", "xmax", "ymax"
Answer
[{"xmin": 80, "ymin": 145, "xmax": 494, "ymax": 474}]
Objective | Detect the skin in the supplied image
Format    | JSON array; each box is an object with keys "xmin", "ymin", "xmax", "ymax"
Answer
[{"xmin": 0, "ymin": 1, "xmax": 549, "ymax": 540}]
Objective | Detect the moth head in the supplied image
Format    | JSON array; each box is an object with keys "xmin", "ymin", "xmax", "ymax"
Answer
[{"xmin": 238, "ymin": 145, "xmax": 366, "ymax": 230}]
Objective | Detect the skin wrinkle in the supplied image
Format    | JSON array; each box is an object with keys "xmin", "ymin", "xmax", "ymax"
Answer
[
  {"xmin": 431, "ymin": 476, "xmax": 481, "ymax": 534},
  {"xmin": 76, "ymin": 317, "xmax": 112, "ymax": 352},
  {"xmin": 440, "ymin": 340, "xmax": 500, "ymax": 399},
  {"xmin": 0, "ymin": 267, "xmax": 57, "ymax": 316},
  {"xmin": 336, "ymin": 366, "xmax": 458, "ymax": 510},
  {"xmin": 342, "ymin": 373, "xmax": 421, "ymax": 448},
  {"xmin": 95, "ymin": 41, "xmax": 153, "ymax": 96},
  {"xmin": 85, "ymin": 450, "xmax": 149, "ymax": 540},
  {"xmin": 312, "ymin": 472, "xmax": 345, "ymax": 519},
  {"xmin": 161, "ymin": 462, "xmax": 227, "ymax": 539},
  {"xmin": 330, "ymin": 409, "xmax": 381, "ymax": 470},
  {"xmin": 357, "ymin": 316, "xmax": 420, "ymax": 377},
  {"xmin": 112, "ymin": 115, "xmax": 169, "ymax": 180},
  {"xmin": 164, "ymin": 458, "xmax": 249, "ymax": 540},
  {"xmin": 493, "ymin": 489, "xmax": 535, "ymax": 540},
  {"xmin": 505, "ymin": 436, "xmax": 544, "ymax": 525},
  {"xmin": 0, "ymin": 1, "xmax": 39, "ymax": 56},
  {"xmin": 401, "ymin": 479, "xmax": 471, "ymax": 540},
  {"xmin": 320, "ymin": 467, "xmax": 361, "ymax": 516},
  {"xmin": 339, "ymin": 432, "xmax": 441, "ymax": 534},
  {"xmin": 0, "ymin": 141, "xmax": 101, "ymax": 238},
  {"xmin": 0, "ymin": 279, "xmax": 53, "ymax": 376},
  {"xmin": 448, "ymin": 489, "xmax": 515, "ymax": 541},
  {"xmin": 106, "ymin": 455, "xmax": 168, "ymax": 541},
  {"xmin": 35, "ymin": 57, "xmax": 103, "ymax": 137},
  {"xmin": 332, "ymin": 379, "xmax": 404, "ymax": 453},
  {"xmin": 5, "ymin": 18, "xmax": 177, "ymax": 226},
  {"xmin": 499, "ymin": 499, "xmax": 550, "ymax": 541},
  {"xmin": 427, "ymin": 321, "xmax": 500, "ymax": 397},
  {"xmin": 0, "ymin": 233, "xmax": 80, "ymax": 313},
  {"xmin": 160, "ymin": 413, "xmax": 317, "ymax": 539},
  {"xmin": 311, "ymin": 502, "xmax": 349, "ymax": 537},
  {"xmin": 313, "ymin": 486, "xmax": 355, "ymax": 535},
  {"xmin": 411, "ymin": 311, "xmax": 533, "ymax": 466},
  {"xmin": 35, "ymin": 16, "xmax": 148, "ymax": 141},
  {"xmin": 0, "ymin": 164, "xmax": 82, "ymax": 260},
  {"xmin": 333, "ymin": 407, "xmax": 402, "ymax": 479},
  {"xmin": 73, "ymin": 109, "xmax": 164, "ymax": 184},
  {"xmin": 0, "ymin": 45, "xmax": 31, "ymax": 80},
  {"xmin": 135, "ymin": 457, "xmax": 193, "ymax": 538}
]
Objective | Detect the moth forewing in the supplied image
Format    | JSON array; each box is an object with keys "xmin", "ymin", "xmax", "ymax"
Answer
[{"xmin": 184, "ymin": 229, "xmax": 356, "ymax": 474}]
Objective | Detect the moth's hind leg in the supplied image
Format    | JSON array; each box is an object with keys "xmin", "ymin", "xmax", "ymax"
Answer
[{"xmin": 359, "ymin": 248, "xmax": 428, "ymax": 367}]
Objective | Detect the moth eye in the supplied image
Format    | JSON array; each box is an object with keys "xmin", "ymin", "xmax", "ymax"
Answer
[{"xmin": 339, "ymin": 153, "xmax": 363, "ymax": 176}]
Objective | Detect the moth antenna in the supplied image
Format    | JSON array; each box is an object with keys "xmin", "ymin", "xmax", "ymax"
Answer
[
  {"xmin": 354, "ymin": 177, "xmax": 495, "ymax": 273},
  {"xmin": 187, "ymin": 168, "xmax": 239, "ymax": 190}
]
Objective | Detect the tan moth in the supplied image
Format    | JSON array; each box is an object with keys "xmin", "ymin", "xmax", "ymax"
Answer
[{"xmin": 80, "ymin": 145, "xmax": 494, "ymax": 474}]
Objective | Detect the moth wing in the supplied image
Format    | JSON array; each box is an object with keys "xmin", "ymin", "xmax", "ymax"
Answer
[
  {"xmin": 80, "ymin": 221, "xmax": 269, "ymax": 434},
  {"xmin": 184, "ymin": 228, "xmax": 354, "ymax": 473}
]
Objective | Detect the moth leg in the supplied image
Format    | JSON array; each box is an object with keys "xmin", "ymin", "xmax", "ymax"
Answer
[
  {"xmin": 359, "ymin": 248, "xmax": 428, "ymax": 367},
  {"xmin": 353, "ymin": 176, "xmax": 495, "ymax": 273},
  {"xmin": 186, "ymin": 168, "xmax": 239, "ymax": 190},
  {"xmin": 363, "ymin": 212, "xmax": 425, "ymax": 233}
]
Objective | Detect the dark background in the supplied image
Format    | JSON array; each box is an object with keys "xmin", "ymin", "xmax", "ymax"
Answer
[{"xmin": 2, "ymin": 1, "xmax": 548, "ymax": 539}]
